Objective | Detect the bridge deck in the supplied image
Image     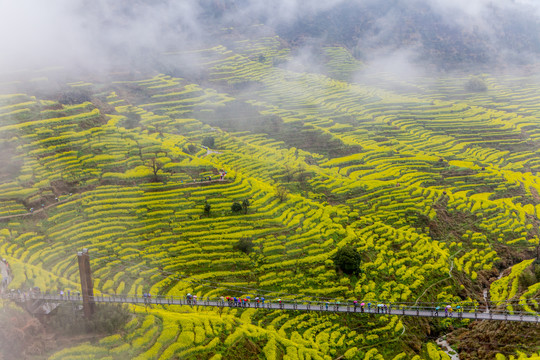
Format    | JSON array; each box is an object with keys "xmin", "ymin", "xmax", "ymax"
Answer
[{"xmin": 4, "ymin": 293, "xmax": 540, "ymax": 323}]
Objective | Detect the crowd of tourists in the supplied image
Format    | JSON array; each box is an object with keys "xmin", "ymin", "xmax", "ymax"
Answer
[{"xmin": 180, "ymin": 293, "xmax": 465, "ymax": 317}]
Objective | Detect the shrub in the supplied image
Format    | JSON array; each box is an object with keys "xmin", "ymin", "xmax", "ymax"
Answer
[
  {"xmin": 242, "ymin": 199, "xmax": 250, "ymax": 214},
  {"xmin": 202, "ymin": 136, "xmax": 215, "ymax": 148},
  {"xmin": 465, "ymin": 76, "xmax": 487, "ymax": 92},
  {"xmin": 233, "ymin": 238, "xmax": 254, "ymax": 254},
  {"xmin": 0, "ymin": 305, "xmax": 46, "ymax": 358},
  {"xmin": 332, "ymin": 245, "xmax": 362, "ymax": 275},
  {"xmin": 231, "ymin": 201, "xmax": 243, "ymax": 213},
  {"xmin": 184, "ymin": 144, "xmax": 198, "ymax": 154},
  {"xmin": 518, "ymin": 266, "xmax": 537, "ymax": 289},
  {"xmin": 274, "ymin": 186, "xmax": 289, "ymax": 202},
  {"xmin": 123, "ymin": 112, "xmax": 141, "ymax": 129},
  {"xmin": 58, "ymin": 88, "xmax": 92, "ymax": 104}
]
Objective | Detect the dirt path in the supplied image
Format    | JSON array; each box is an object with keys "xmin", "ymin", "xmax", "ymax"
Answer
[
  {"xmin": 0, "ymin": 197, "xmax": 72, "ymax": 222},
  {"xmin": 530, "ymin": 186, "xmax": 540, "ymax": 202},
  {"xmin": 0, "ymin": 179, "xmax": 231, "ymax": 222},
  {"xmin": 414, "ymin": 249, "xmax": 463, "ymax": 306},
  {"xmin": 204, "ymin": 148, "xmax": 222, "ymax": 157},
  {"xmin": 436, "ymin": 337, "xmax": 460, "ymax": 360},
  {"xmin": 413, "ymin": 250, "xmax": 462, "ymax": 359},
  {"xmin": 180, "ymin": 179, "xmax": 229, "ymax": 186},
  {"xmin": 484, "ymin": 265, "xmax": 511, "ymax": 314}
]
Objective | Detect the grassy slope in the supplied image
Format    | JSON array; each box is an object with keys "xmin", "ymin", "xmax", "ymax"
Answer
[{"xmin": 0, "ymin": 35, "xmax": 539, "ymax": 359}]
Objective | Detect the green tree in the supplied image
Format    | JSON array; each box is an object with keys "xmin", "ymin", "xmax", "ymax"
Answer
[
  {"xmin": 202, "ymin": 136, "xmax": 215, "ymax": 148},
  {"xmin": 242, "ymin": 199, "xmax": 250, "ymax": 214},
  {"xmin": 274, "ymin": 185, "xmax": 289, "ymax": 202},
  {"xmin": 184, "ymin": 144, "xmax": 198, "ymax": 154},
  {"xmin": 203, "ymin": 201, "xmax": 211, "ymax": 216},
  {"xmin": 58, "ymin": 87, "xmax": 92, "ymax": 105},
  {"xmin": 231, "ymin": 201, "xmax": 243, "ymax": 213},
  {"xmin": 332, "ymin": 245, "xmax": 362, "ymax": 275},
  {"xmin": 233, "ymin": 238, "xmax": 254, "ymax": 254},
  {"xmin": 123, "ymin": 111, "xmax": 141, "ymax": 129},
  {"xmin": 465, "ymin": 76, "xmax": 487, "ymax": 92}
]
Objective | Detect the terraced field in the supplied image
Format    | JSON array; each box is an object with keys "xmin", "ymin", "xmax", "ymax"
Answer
[{"xmin": 1, "ymin": 35, "xmax": 540, "ymax": 359}]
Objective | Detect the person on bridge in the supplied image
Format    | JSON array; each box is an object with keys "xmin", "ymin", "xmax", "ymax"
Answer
[
  {"xmin": 261, "ymin": 297, "xmax": 265, "ymax": 304},
  {"xmin": 435, "ymin": 306, "xmax": 440, "ymax": 316},
  {"xmin": 367, "ymin": 302, "xmax": 371, "ymax": 312},
  {"xmin": 360, "ymin": 302, "xmax": 365, "ymax": 313},
  {"xmin": 325, "ymin": 302, "xmax": 329, "ymax": 311},
  {"xmin": 444, "ymin": 306, "xmax": 448, "ymax": 317},
  {"xmin": 353, "ymin": 300, "xmax": 358, "ymax": 312}
]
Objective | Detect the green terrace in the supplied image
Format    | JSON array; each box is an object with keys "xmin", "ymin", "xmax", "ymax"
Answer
[{"xmin": 1, "ymin": 38, "xmax": 540, "ymax": 359}]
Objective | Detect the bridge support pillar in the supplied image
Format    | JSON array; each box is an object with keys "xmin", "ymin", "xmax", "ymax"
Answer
[{"xmin": 77, "ymin": 249, "xmax": 95, "ymax": 318}]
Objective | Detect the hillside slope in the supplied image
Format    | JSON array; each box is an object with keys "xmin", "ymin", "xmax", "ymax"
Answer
[{"xmin": 0, "ymin": 35, "xmax": 539, "ymax": 359}]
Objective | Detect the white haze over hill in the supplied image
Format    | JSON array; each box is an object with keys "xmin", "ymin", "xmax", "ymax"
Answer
[
  {"xmin": 1, "ymin": 0, "xmax": 540, "ymax": 76},
  {"xmin": 0, "ymin": 0, "xmax": 206, "ymax": 73}
]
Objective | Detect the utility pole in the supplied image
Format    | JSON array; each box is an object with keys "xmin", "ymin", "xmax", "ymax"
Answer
[{"xmin": 77, "ymin": 248, "xmax": 95, "ymax": 317}]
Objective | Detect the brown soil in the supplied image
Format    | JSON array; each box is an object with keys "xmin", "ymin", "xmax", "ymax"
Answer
[
  {"xmin": 530, "ymin": 186, "xmax": 540, "ymax": 203},
  {"xmin": 447, "ymin": 320, "xmax": 540, "ymax": 359}
]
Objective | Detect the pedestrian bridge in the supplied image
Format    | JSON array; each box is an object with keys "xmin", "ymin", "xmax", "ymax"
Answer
[{"xmin": 3, "ymin": 292, "xmax": 540, "ymax": 323}]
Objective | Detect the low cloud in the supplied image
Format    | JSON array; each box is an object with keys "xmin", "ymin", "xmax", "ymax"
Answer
[
  {"xmin": 2, "ymin": 0, "xmax": 540, "ymax": 78},
  {"xmin": 0, "ymin": 0, "xmax": 207, "ymax": 74}
]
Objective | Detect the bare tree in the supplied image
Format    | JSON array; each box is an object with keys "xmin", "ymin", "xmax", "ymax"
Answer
[{"xmin": 144, "ymin": 153, "xmax": 170, "ymax": 182}]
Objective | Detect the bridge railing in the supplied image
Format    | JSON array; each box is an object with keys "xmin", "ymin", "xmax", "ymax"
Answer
[{"xmin": 2, "ymin": 292, "xmax": 539, "ymax": 321}]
